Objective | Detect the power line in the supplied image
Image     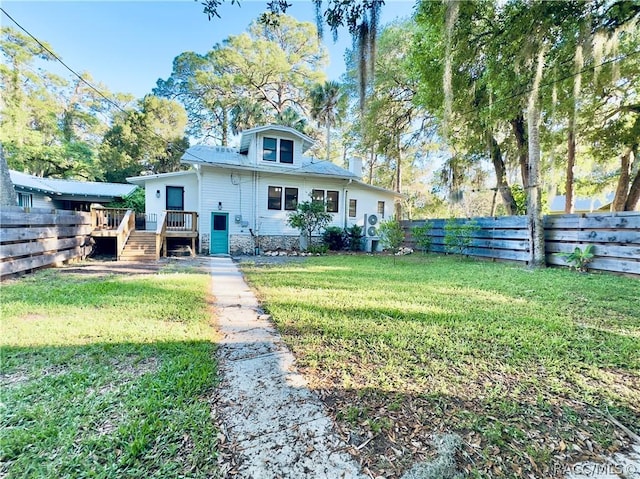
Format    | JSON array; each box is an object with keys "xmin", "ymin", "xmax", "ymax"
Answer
[{"xmin": 1, "ymin": 6, "xmax": 349, "ymax": 181}]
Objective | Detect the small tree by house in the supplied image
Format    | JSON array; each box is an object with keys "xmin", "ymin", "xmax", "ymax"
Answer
[
  {"xmin": 379, "ymin": 219, "xmax": 405, "ymax": 256},
  {"xmin": 287, "ymin": 200, "xmax": 332, "ymax": 251}
]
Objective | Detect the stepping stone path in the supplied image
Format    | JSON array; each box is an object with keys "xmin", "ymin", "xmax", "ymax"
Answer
[{"xmin": 210, "ymin": 257, "xmax": 366, "ymax": 478}]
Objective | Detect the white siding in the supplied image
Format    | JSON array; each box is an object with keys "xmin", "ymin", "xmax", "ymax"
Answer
[
  {"xmin": 143, "ymin": 173, "xmax": 198, "ymax": 218},
  {"xmin": 254, "ymin": 175, "xmax": 398, "ymax": 237},
  {"xmin": 200, "ymin": 166, "xmax": 256, "ymax": 249},
  {"xmin": 254, "ymin": 132, "xmax": 304, "ymax": 168}
]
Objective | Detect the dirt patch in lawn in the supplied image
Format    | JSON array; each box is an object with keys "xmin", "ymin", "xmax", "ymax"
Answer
[{"xmin": 52, "ymin": 256, "xmax": 213, "ymax": 278}]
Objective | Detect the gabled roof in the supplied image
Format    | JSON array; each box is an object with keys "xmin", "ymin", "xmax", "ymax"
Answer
[
  {"xmin": 238, "ymin": 125, "xmax": 315, "ymax": 154},
  {"xmin": 9, "ymin": 170, "xmax": 137, "ymax": 199},
  {"xmin": 181, "ymin": 145, "xmax": 360, "ymax": 180}
]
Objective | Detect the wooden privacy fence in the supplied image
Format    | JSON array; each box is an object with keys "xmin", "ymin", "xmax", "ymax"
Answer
[
  {"xmin": 1, "ymin": 207, "xmax": 93, "ymax": 278},
  {"xmin": 403, "ymin": 211, "xmax": 640, "ymax": 276}
]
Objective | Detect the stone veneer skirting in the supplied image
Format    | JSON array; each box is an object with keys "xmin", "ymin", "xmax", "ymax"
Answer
[
  {"xmin": 201, "ymin": 233, "xmax": 324, "ymax": 255},
  {"xmin": 230, "ymin": 234, "xmax": 304, "ymax": 255}
]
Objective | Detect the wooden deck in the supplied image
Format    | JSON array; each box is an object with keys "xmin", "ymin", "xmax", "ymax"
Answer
[{"xmin": 91, "ymin": 207, "xmax": 198, "ymax": 260}]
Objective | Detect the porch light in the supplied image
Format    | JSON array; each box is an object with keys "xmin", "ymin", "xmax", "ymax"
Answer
[
  {"xmin": 218, "ymin": 201, "xmax": 223, "ymax": 210},
  {"xmin": 155, "ymin": 189, "xmax": 161, "ymax": 198}
]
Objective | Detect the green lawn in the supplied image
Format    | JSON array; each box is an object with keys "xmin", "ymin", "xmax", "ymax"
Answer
[
  {"xmin": 241, "ymin": 254, "xmax": 640, "ymax": 478},
  {"xmin": 1, "ymin": 266, "xmax": 218, "ymax": 479}
]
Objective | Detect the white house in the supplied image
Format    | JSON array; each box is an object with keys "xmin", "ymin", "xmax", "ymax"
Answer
[
  {"xmin": 9, "ymin": 170, "xmax": 137, "ymax": 211},
  {"xmin": 127, "ymin": 125, "xmax": 400, "ymax": 255}
]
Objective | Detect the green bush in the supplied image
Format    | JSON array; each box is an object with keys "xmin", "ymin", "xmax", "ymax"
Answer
[
  {"xmin": 346, "ymin": 224, "xmax": 364, "ymax": 251},
  {"xmin": 107, "ymin": 187, "xmax": 145, "ymax": 213},
  {"xmin": 307, "ymin": 244, "xmax": 329, "ymax": 254},
  {"xmin": 322, "ymin": 226, "xmax": 346, "ymax": 250},
  {"xmin": 379, "ymin": 220, "xmax": 405, "ymax": 254},
  {"xmin": 444, "ymin": 218, "xmax": 479, "ymax": 255},
  {"xmin": 412, "ymin": 222, "xmax": 433, "ymax": 253}
]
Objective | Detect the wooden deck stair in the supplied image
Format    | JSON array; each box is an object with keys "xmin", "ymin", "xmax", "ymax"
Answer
[{"xmin": 120, "ymin": 231, "xmax": 157, "ymax": 261}]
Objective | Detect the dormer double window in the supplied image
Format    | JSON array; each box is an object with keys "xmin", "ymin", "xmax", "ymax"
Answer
[{"xmin": 263, "ymin": 137, "xmax": 294, "ymax": 164}]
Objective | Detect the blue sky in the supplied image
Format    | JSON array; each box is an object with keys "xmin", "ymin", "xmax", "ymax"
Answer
[{"xmin": 1, "ymin": 0, "xmax": 416, "ymax": 99}]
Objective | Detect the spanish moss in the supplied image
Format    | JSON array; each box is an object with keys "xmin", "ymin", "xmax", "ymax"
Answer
[{"xmin": 443, "ymin": 0, "xmax": 459, "ymax": 137}]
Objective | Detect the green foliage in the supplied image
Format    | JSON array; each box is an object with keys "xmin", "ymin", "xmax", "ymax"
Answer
[
  {"xmin": 307, "ymin": 244, "xmax": 329, "ymax": 255},
  {"xmin": 555, "ymin": 245, "xmax": 595, "ymax": 272},
  {"xmin": 0, "ymin": 27, "xmax": 125, "ymax": 180},
  {"xmin": 444, "ymin": 218, "xmax": 479, "ymax": 255},
  {"xmin": 287, "ymin": 200, "xmax": 332, "ymax": 249},
  {"xmin": 411, "ymin": 222, "xmax": 433, "ymax": 253},
  {"xmin": 155, "ymin": 15, "xmax": 327, "ymax": 142},
  {"xmin": 322, "ymin": 226, "xmax": 346, "ymax": 251},
  {"xmin": 510, "ymin": 185, "xmax": 527, "ymax": 215},
  {"xmin": 106, "ymin": 187, "xmax": 145, "ymax": 214},
  {"xmin": 1, "ymin": 267, "xmax": 218, "ymax": 479},
  {"xmin": 346, "ymin": 224, "xmax": 364, "ymax": 251},
  {"xmin": 99, "ymin": 95, "xmax": 189, "ymax": 183},
  {"xmin": 379, "ymin": 219, "xmax": 405, "ymax": 254},
  {"xmin": 242, "ymin": 255, "xmax": 639, "ymax": 477}
]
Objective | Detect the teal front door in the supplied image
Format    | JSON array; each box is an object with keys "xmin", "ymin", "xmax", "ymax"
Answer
[{"xmin": 210, "ymin": 213, "xmax": 229, "ymax": 254}]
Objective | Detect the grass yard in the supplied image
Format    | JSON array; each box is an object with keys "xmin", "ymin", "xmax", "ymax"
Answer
[
  {"xmin": 0, "ymin": 262, "xmax": 218, "ymax": 479},
  {"xmin": 241, "ymin": 254, "xmax": 640, "ymax": 478}
]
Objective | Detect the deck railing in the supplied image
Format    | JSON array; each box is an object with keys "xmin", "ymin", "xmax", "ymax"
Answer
[
  {"xmin": 165, "ymin": 210, "xmax": 198, "ymax": 232},
  {"xmin": 91, "ymin": 207, "xmax": 129, "ymax": 230},
  {"xmin": 155, "ymin": 211, "xmax": 168, "ymax": 260},
  {"xmin": 116, "ymin": 210, "xmax": 135, "ymax": 260}
]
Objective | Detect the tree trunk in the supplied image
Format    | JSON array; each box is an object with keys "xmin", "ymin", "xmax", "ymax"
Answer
[
  {"xmin": 526, "ymin": 49, "xmax": 546, "ymax": 269},
  {"xmin": 326, "ymin": 122, "xmax": 331, "ymax": 162},
  {"xmin": 487, "ymin": 131, "xmax": 517, "ymax": 215},
  {"xmin": 624, "ymin": 154, "xmax": 640, "ymax": 211},
  {"xmin": 0, "ymin": 144, "xmax": 18, "ymax": 207},
  {"xmin": 511, "ymin": 115, "xmax": 529, "ymax": 189},
  {"xmin": 612, "ymin": 148, "xmax": 632, "ymax": 211},
  {"xmin": 221, "ymin": 108, "xmax": 229, "ymax": 146},
  {"xmin": 368, "ymin": 149, "xmax": 375, "ymax": 184},
  {"xmin": 394, "ymin": 135, "xmax": 402, "ymax": 219},
  {"xmin": 565, "ymin": 117, "xmax": 576, "ymax": 213}
]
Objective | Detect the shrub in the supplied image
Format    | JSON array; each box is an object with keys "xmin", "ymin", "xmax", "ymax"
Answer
[
  {"xmin": 554, "ymin": 245, "xmax": 595, "ymax": 272},
  {"xmin": 346, "ymin": 224, "xmax": 364, "ymax": 251},
  {"xmin": 412, "ymin": 222, "xmax": 433, "ymax": 253},
  {"xmin": 287, "ymin": 200, "xmax": 332, "ymax": 249},
  {"xmin": 322, "ymin": 226, "xmax": 346, "ymax": 250},
  {"xmin": 379, "ymin": 220, "xmax": 405, "ymax": 255},
  {"xmin": 307, "ymin": 244, "xmax": 329, "ymax": 255},
  {"xmin": 444, "ymin": 218, "xmax": 479, "ymax": 255}
]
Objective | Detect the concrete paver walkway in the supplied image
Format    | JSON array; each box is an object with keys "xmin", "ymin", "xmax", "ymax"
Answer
[{"xmin": 210, "ymin": 257, "xmax": 366, "ymax": 479}]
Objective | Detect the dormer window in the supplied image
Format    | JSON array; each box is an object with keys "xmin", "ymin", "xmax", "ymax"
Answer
[
  {"xmin": 263, "ymin": 138, "xmax": 277, "ymax": 162},
  {"xmin": 262, "ymin": 137, "xmax": 294, "ymax": 164}
]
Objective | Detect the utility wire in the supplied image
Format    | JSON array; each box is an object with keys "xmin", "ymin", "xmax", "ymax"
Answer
[{"xmin": 3, "ymin": 6, "xmax": 638, "ymax": 186}]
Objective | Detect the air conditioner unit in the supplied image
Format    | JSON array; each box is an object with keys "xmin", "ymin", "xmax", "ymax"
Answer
[
  {"xmin": 365, "ymin": 213, "xmax": 379, "ymax": 236},
  {"xmin": 363, "ymin": 214, "xmax": 381, "ymax": 252}
]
